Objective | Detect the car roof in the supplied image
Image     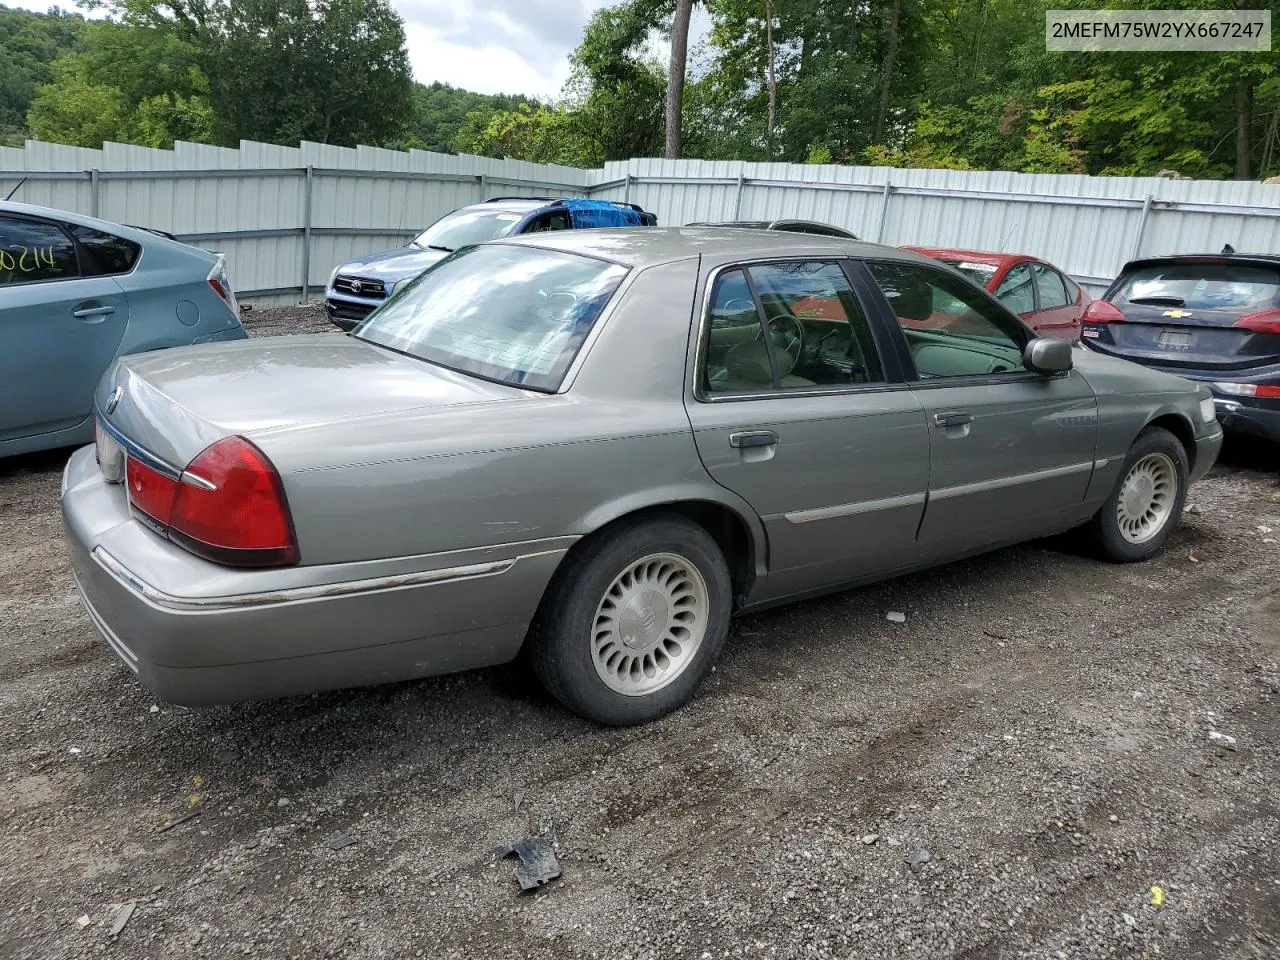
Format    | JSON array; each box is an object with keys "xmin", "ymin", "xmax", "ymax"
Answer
[
  {"xmin": 1121, "ymin": 253, "xmax": 1280, "ymax": 271},
  {"xmin": 905, "ymin": 246, "xmax": 1031, "ymax": 267},
  {"xmin": 0, "ymin": 200, "xmax": 188, "ymax": 250},
  {"xmin": 498, "ymin": 226, "xmax": 927, "ymax": 269}
]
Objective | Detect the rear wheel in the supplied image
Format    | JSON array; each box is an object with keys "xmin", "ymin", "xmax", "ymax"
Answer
[
  {"xmin": 528, "ymin": 514, "xmax": 732, "ymax": 726},
  {"xmin": 1089, "ymin": 426, "xmax": 1188, "ymax": 562}
]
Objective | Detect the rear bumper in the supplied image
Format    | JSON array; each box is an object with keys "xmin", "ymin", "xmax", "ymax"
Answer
[
  {"xmin": 1213, "ymin": 398, "xmax": 1280, "ymax": 442},
  {"xmin": 60, "ymin": 445, "xmax": 568, "ymax": 706}
]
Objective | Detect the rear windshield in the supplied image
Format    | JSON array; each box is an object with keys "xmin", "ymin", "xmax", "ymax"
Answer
[
  {"xmin": 353, "ymin": 244, "xmax": 627, "ymax": 391},
  {"xmin": 1115, "ymin": 263, "xmax": 1280, "ymax": 311},
  {"xmin": 939, "ymin": 259, "xmax": 998, "ymax": 287}
]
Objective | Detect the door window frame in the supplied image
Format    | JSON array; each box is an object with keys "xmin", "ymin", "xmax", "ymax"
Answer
[
  {"xmin": 994, "ymin": 262, "xmax": 1037, "ymax": 315},
  {"xmin": 855, "ymin": 258, "xmax": 1057, "ymax": 390},
  {"xmin": 1030, "ymin": 261, "xmax": 1071, "ymax": 311},
  {"xmin": 690, "ymin": 256, "xmax": 912, "ymax": 403}
]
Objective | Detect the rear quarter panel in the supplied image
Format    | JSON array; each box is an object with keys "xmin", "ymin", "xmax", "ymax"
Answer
[{"xmin": 114, "ymin": 240, "xmax": 244, "ymax": 354}]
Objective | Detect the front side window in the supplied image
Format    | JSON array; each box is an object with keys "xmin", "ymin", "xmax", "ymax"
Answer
[
  {"xmin": 71, "ymin": 225, "xmax": 141, "ymax": 276},
  {"xmin": 1032, "ymin": 263, "xmax": 1069, "ymax": 309},
  {"xmin": 411, "ymin": 209, "xmax": 526, "ymax": 252},
  {"xmin": 995, "ymin": 264, "xmax": 1035, "ymax": 315},
  {"xmin": 524, "ymin": 210, "xmax": 571, "ymax": 233},
  {"xmin": 354, "ymin": 244, "xmax": 626, "ymax": 392},
  {"xmin": 867, "ymin": 260, "xmax": 1029, "ymax": 379},
  {"xmin": 0, "ymin": 215, "xmax": 78, "ymax": 286},
  {"xmin": 703, "ymin": 260, "xmax": 884, "ymax": 394}
]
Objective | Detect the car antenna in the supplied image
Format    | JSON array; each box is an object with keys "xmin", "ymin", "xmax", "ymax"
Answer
[
  {"xmin": 3, "ymin": 177, "xmax": 28, "ymax": 202},
  {"xmin": 998, "ymin": 222, "xmax": 1019, "ymax": 253},
  {"xmin": 1221, "ymin": 243, "xmax": 1236, "ymax": 254}
]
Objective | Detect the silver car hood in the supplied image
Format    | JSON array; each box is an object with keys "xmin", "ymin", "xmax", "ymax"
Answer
[{"xmin": 97, "ymin": 333, "xmax": 526, "ymax": 468}]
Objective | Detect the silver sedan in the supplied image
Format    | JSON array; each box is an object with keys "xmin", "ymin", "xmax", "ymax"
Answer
[{"xmin": 62, "ymin": 228, "xmax": 1223, "ymax": 725}]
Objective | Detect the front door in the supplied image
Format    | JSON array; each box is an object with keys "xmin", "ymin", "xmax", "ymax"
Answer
[
  {"xmin": 0, "ymin": 213, "xmax": 130, "ymax": 441},
  {"xmin": 862, "ymin": 259, "xmax": 1099, "ymax": 552},
  {"xmin": 685, "ymin": 259, "xmax": 930, "ymax": 602}
]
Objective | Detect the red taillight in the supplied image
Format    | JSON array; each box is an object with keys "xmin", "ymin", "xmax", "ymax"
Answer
[
  {"xmin": 170, "ymin": 437, "xmax": 298, "ymax": 567},
  {"xmin": 1233, "ymin": 309, "xmax": 1280, "ymax": 336},
  {"xmin": 1083, "ymin": 300, "xmax": 1126, "ymax": 325},
  {"xmin": 127, "ymin": 437, "xmax": 297, "ymax": 568},
  {"xmin": 125, "ymin": 456, "xmax": 179, "ymax": 528},
  {"xmin": 208, "ymin": 278, "xmax": 230, "ymax": 302}
]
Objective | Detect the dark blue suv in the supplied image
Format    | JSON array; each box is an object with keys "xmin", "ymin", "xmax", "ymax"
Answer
[{"xmin": 324, "ymin": 196, "xmax": 658, "ymax": 329}]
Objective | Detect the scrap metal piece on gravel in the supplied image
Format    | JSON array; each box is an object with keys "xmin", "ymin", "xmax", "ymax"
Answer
[
  {"xmin": 502, "ymin": 837, "xmax": 561, "ymax": 891},
  {"xmin": 324, "ymin": 831, "xmax": 356, "ymax": 851},
  {"xmin": 109, "ymin": 902, "xmax": 136, "ymax": 937}
]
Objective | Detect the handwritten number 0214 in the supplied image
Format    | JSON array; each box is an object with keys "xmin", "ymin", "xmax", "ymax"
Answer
[{"xmin": 0, "ymin": 246, "xmax": 60, "ymax": 273}]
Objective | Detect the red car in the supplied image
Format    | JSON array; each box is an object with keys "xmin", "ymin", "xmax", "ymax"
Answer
[{"xmin": 904, "ymin": 247, "xmax": 1091, "ymax": 340}]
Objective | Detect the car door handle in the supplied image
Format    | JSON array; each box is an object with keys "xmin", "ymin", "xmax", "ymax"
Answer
[
  {"xmin": 933, "ymin": 412, "xmax": 973, "ymax": 428},
  {"xmin": 729, "ymin": 430, "xmax": 779, "ymax": 449},
  {"xmin": 73, "ymin": 304, "xmax": 116, "ymax": 319}
]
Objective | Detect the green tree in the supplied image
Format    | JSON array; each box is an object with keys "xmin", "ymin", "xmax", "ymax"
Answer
[
  {"xmin": 0, "ymin": 4, "xmax": 85, "ymax": 145},
  {"xmin": 114, "ymin": 0, "xmax": 414, "ymax": 147},
  {"xmin": 27, "ymin": 18, "xmax": 212, "ymax": 148}
]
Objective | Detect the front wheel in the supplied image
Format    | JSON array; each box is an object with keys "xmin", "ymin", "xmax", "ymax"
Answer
[
  {"xmin": 527, "ymin": 514, "xmax": 732, "ymax": 726},
  {"xmin": 1088, "ymin": 426, "xmax": 1189, "ymax": 562}
]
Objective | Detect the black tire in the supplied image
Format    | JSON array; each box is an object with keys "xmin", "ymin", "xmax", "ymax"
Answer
[
  {"xmin": 1088, "ymin": 426, "xmax": 1189, "ymax": 562},
  {"xmin": 527, "ymin": 513, "xmax": 732, "ymax": 726}
]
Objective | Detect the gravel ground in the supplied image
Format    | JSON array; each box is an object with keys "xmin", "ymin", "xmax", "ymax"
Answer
[{"xmin": 2, "ymin": 305, "xmax": 1278, "ymax": 959}]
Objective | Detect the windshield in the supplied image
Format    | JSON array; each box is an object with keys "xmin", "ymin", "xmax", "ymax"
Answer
[
  {"xmin": 411, "ymin": 209, "xmax": 527, "ymax": 251},
  {"xmin": 940, "ymin": 259, "xmax": 998, "ymax": 287},
  {"xmin": 1115, "ymin": 263, "xmax": 1280, "ymax": 311},
  {"xmin": 353, "ymin": 244, "xmax": 628, "ymax": 391}
]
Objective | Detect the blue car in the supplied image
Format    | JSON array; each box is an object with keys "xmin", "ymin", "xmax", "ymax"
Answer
[
  {"xmin": 0, "ymin": 201, "xmax": 246, "ymax": 458},
  {"xmin": 324, "ymin": 196, "xmax": 658, "ymax": 329}
]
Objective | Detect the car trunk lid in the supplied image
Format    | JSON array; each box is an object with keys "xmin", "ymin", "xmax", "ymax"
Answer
[{"xmin": 95, "ymin": 333, "xmax": 528, "ymax": 470}]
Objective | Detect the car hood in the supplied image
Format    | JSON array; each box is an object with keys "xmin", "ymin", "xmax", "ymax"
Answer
[
  {"xmin": 97, "ymin": 334, "xmax": 528, "ymax": 468},
  {"xmin": 335, "ymin": 245, "xmax": 449, "ymax": 284}
]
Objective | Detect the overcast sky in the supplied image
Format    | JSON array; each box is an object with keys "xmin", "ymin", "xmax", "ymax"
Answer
[{"xmin": 12, "ymin": 0, "xmax": 711, "ymax": 100}]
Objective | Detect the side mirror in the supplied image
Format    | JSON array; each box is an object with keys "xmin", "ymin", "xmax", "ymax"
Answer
[{"xmin": 1023, "ymin": 337, "xmax": 1073, "ymax": 375}]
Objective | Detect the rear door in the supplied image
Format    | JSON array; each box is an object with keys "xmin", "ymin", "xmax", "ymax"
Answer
[
  {"xmin": 1088, "ymin": 258, "xmax": 1280, "ymax": 371},
  {"xmin": 0, "ymin": 213, "xmax": 130, "ymax": 442},
  {"xmin": 685, "ymin": 258, "xmax": 930, "ymax": 602},
  {"xmin": 1027, "ymin": 262, "xmax": 1082, "ymax": 339},
  {"xmin": 862, "ymin": 259, "xmax": 1099, "ymax": 552}
]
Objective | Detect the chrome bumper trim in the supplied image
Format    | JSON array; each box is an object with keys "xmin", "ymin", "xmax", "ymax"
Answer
[{"xmin": 90, "ymin": 547, "xmax": 550, "ymax": 612}]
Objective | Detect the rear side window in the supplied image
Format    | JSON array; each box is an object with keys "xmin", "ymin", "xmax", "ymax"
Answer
[
  {"xmin": 0, "ymin": 214, "xmax": 78, "ymax": 286},
  {"xmin": 995, "ymin": 264, "xmax": 1035, "ymax": 314},
  {"xmin": 71, "ymin": 225, "xmax": 141, "ymax": 276},
  {"xmin": 1115, "ymin": 263, "xmax": 1280, "ymax": 312},
  {"xmin": 1032, "ymin": 264, "xmax": 1070, "ymax": 309}
]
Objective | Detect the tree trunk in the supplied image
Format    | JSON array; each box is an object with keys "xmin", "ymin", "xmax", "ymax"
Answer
[
  {"xmin": 1235, "ymin": 75, "xmax": 1253, "ymax": 180},
  {"xmin": 666, "ymin": 0, "xmax": 694, "ymax": 159},
  {"xmin": 765, "ymin": 0, "xmax": 777, "ymax": 152},
  {"xmin": 874, "ymin": 0, "xmax": 901, "ymax": 144}
]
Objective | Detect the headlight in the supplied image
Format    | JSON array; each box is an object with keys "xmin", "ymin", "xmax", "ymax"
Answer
[
  {"xmin": 1199, "ymin": 396, "xmax": 1216, "ymax": 424},
  {"xmin": 327, "ymin": 265, "xmax": 340, "ymax": 289}
]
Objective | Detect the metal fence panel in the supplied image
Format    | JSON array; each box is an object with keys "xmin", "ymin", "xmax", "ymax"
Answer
[{"xmin": 3, "ymin": 139, "xmax": 1278, "ymax": 303}]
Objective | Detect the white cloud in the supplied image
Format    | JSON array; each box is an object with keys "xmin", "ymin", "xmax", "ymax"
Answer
[{"xmin": 7, "ymin": 0, "xmax": 711, "ymax": 101}]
